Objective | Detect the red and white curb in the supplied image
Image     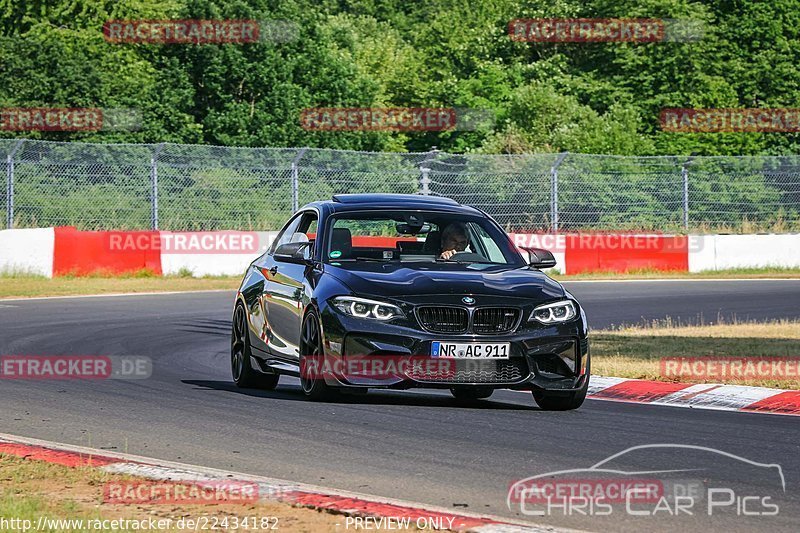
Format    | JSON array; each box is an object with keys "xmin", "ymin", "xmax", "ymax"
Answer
[
  {"xmin": 0, "ymin": 432, "xmax": 577, "ymax": 533},
  {"xmin": 586, "ymin": 376, "xmax": 800, "ymax": 416}
]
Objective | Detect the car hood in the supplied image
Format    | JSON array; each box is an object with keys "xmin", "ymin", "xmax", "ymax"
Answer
[{"xmin": 324, "ymin": 262, "xmax": 565, "ymax": 302}]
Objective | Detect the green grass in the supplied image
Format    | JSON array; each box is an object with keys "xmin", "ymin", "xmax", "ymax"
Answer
[
  {"xmin": 551, "ymin": 266, "xmax": 800, "ymax": 280},
  {"xmin": 0, "ymin": 493, "xmax": 130, "ymax": 533},
  {"xmin": 1, "ymin": 265, "xmax": 799, "ymax": 298},
  {"xmin": 0, "ymin": 454, "xmax": 345, "ymax": 532},
  {"xmin": 0, "ymin": 273, "xmax": 241, "ymax": 298},
  {"xmin": 0, "ymin": 456, "xmax": 136, "ymax": 532},
  {"xmin": 593, "ymin": 318, "xmax": 800, "ymax": 389}
]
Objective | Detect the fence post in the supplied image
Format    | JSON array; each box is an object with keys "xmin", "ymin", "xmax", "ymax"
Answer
[
  {"xmin": 6, "ymin": 139, "xmax": 25, "ymax": 229},
  {"xmin": 682, "ymin": 165, "xmax": 689, "ymax": 230},
  {"xmin": 150, "ymin": 143, "xmax": 165, "ymax": 230},
  {"xmin": 419, "ymin": 147, "xmax": 438, "ymax": 195},
  {"xmin": 681, "ymin": 155, "xmax": 695, "ymax": 231},
  {"xmin": 419, "ymin": 167, "xmax": 431, "ymax": 195},
  {"xmin": 291, "ymin": 147, "xmax": 308, "ymax": 212},
  {"xmin": 550, "ymin": 152, "xmax": 568, "ymax": 233}
]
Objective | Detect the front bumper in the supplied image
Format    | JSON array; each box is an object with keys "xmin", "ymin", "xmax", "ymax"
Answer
[{"xmin": 319, "ymin": 305, "xmax": 590, "ymax": 392}]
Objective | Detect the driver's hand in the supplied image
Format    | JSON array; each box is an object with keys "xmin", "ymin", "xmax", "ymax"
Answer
[{"xmin": 439, "ymin": 249, "xmax": 457, "ymax": 260}]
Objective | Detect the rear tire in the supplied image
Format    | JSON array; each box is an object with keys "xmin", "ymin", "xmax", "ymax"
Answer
[
  {"xmin": 299, "ymin": 311, "xmax": 339, "ymax": 401},
  {"xmin": 231, "ymin": 304, "xmax": 279, "ymax": 390},
  {"xmin": 450, "ymin": 386, "xmax": 494, "ymax": 400}
]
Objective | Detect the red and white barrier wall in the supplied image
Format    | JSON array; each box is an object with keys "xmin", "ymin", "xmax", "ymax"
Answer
[
  {"xmin": 0, "ymin": 227, "xmax": 55, "ymax": 276},
  {"xmin": 159, "ymin": 231, "xmax": 278, "ymax": 277},
  {"xmin": 1, "ymin": 228, "xmax": 798, "ymax": 277},
  {"xmin": 0, "ymin": 227, "xmax": 278, "ymax": 278},
  {"xmin": 688, "ymin": 234, "xmax": 800, "ymax": 272},
  {"xmin": 511, "ymin": 233, "xmax": 690, "ymax": 274}
]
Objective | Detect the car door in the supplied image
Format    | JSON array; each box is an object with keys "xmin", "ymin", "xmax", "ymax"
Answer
[
  {"xmin": 262, "ymin": 211, "xmax": 318, "ymax": 362},
  {"xmin": 247, "ymin": 213, "xmax": 304, "ymax": 356}
]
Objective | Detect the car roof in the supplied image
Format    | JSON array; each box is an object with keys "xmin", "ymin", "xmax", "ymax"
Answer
[
  {"xmin": 300, "ymin": 194, "xmax": 482, "ymax": 215},
  {"xmin": 332, "ymin": 193, "xmax": 459, "ymax": 206}
]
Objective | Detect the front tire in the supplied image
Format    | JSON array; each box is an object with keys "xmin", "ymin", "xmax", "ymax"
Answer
[
  {"xmin": 231, "ymin": 303, "xmax": 279, "ymax": 390},
  {"xmin": 532, "ymin": 386, "xmax": 587, "ymax": 411},
  {"xmin": 299, "ymin": 311, "xmax": 339, "ymax": 401},
  {"xmin": 533, "ymin": 373, "xmax": 589, "ymax": 411}
]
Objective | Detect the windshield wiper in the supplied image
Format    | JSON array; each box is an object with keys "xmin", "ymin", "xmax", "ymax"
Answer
[
  {"xmin": 355, "ymin": 256, "xmax": 393, "ymax": 262},
  {"xmin": 435, "ymin": 258, "xmax": 498, "ymax": 264}
]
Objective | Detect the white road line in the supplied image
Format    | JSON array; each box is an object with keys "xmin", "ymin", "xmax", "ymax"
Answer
[{"xmin": 0, "ymin": 289, "xmax": 234, "ymax": 302}]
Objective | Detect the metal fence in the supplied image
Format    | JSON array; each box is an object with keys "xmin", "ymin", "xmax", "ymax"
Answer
[{"xmin": 2, "ymin": 139, "xmax": 799, "ymax": 232}]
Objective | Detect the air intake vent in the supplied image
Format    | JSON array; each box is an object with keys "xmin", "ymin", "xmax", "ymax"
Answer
[
  {"xmin": 473, "ymin": 307, "xmax": 520, "ymax": 334},
  {"xmin": 406, "ymin": 359, "xmax": 529, "ymax": 383},
  {"xmin": 417, "ymin": 306, "xmax": 469, "ymax": 334}
]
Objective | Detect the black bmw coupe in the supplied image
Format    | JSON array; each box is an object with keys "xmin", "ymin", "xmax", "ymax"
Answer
[{"xmin": 231, "ymin": 194, "xmax": 590, "ymax": 410}]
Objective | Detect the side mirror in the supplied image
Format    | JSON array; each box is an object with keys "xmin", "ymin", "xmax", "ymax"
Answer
[
  {"xmin": 274, "ymin": 242, "xmax": 312, "ymax": 264},
  {"xmin": 521, "ymin": 246, "xmax": 557, "ymax": 269}
]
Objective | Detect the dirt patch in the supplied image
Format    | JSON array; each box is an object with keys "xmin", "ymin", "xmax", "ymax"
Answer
[{"xmin": 0, "ymin": 454, "xmax": 349, "ymax": 532}]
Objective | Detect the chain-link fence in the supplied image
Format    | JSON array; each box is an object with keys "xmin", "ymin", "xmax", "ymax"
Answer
[{"xmin": 2, "ymin": 139, "xmax": 798, "ymax": 232}]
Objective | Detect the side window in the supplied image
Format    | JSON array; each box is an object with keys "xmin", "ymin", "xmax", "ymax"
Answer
[
  {"xmin": 269, "ymin": 211, "xmax": 320, "ymax": 256},
  {"xmin": 469, "ymin": 223, "xmax": 506, "ymax": 263},
  {"xmin": 269, "ymin": 214, "xmax": 304, "ymax": 254},
  {"xmin": 306, "ymin": 218, "xmax": 318, "ymax": 246},
  {"xmin": 298, "ymin": 214, "xmax": 318, "ymax": 258}
]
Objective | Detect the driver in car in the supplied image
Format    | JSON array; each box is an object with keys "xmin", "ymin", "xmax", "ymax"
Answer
[{"xmin": 439, "ymin": 222, "xmax": 470, "ymax": 260}]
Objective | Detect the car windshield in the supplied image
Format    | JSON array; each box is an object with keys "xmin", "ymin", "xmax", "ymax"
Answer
[{"xmin": 325, "ymin": 211, "xmax": 523, "ymax": 266}]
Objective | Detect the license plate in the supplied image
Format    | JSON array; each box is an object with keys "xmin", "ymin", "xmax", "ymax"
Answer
[{"xmin": 431, "ymin": 342, "xmax": 510, "ymax": 359}]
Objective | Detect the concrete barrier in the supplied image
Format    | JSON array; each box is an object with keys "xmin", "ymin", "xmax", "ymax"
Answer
[
  {"xmin": 53, "ymin": 227, "xmax": 162, "ymax": 276},
  {"xmin": 160, "ymin": 231, "xmax": 278, "ymax": 276},
  {"xmin": 564, "ymin": 234, "xmax": 688, "ymax": 275},
  {"xmin": 510, "ymin": 233, "xmax": 689, "ymax": 274},
  {"xmin": 0, "ymin": 228, "xmax": 55, "ymax": 277},
  {"xmin": 689, "ymin": 234, "xmax": 800, "ymax": 272},
  {"xmin": 1, "ymin": 228, "xmax": 799, "ymax": 277}
]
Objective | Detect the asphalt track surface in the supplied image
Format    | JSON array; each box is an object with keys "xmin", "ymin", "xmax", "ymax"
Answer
[{"xmin": 1, "ymin": 279, "xmax": 799, "ymax": 532}]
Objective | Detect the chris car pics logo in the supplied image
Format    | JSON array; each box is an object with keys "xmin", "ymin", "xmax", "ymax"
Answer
[{"xmin": 508, "ymin": 444, "xmax": 785, "ymax": 518}]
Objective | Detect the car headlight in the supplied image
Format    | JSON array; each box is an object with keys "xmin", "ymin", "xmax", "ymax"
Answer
[
  {"xmin": 530, "ymin": 300, "xmax": 577, "ymax": 324},
  {"xmin": 331, "ymin": 297, "xmax": 404, "ymax": 321}
]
